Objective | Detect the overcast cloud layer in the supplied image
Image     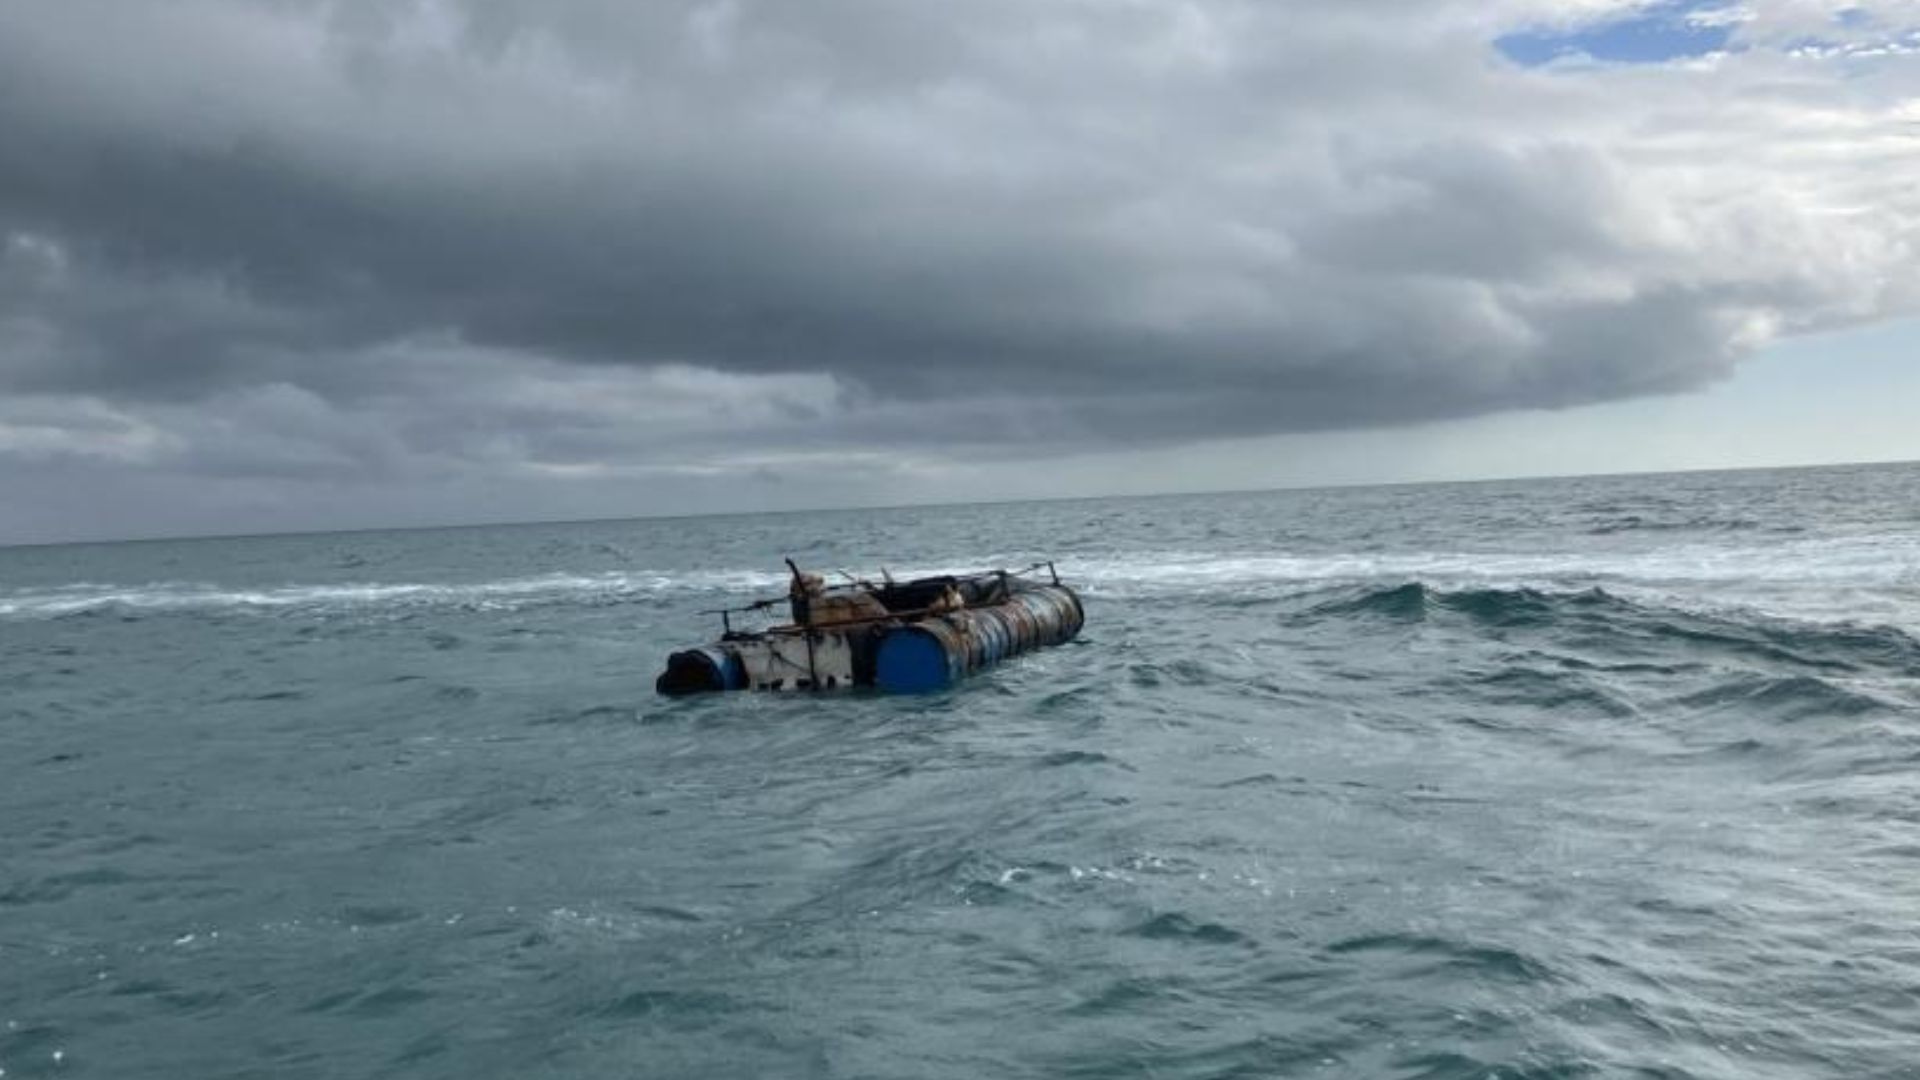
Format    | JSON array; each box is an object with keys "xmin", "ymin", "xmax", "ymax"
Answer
[{"xmin": 2, "ymin": 0, "xmax": 1918, "ymax": 540}]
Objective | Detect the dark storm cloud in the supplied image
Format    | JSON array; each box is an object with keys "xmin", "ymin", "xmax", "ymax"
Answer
[{"xmin": 1, "ymin": 0, "xmax": 1917, "ymax": 540}]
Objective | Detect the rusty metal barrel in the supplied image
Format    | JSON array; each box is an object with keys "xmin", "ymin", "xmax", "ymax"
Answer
[{"xmin": 874, "ymin": 584, "xmax": 1083, "ymax": 692}]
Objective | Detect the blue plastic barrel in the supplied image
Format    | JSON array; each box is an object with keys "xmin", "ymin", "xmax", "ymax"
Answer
[{"xmin": 654, "ymin": 645, "xmax": 746, "ymax": 694}]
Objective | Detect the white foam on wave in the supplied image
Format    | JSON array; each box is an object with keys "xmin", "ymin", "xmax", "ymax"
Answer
[
  {"xmin": 0, "ymin": 568, "xmax": 793, "ymax": 620},
  {"xmin": 4, "ymin": 532, "xmax": 1915, "ymax": 628},
  {"xmin": 1063, "ymin": 533, "xmax": 1920, "ymax": 630},
  {"xmin": 1065, "ymin": 532, "xmax": 1920, "ymax": 593}
]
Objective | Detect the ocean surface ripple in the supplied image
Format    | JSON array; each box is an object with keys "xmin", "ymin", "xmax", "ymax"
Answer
[{"xmin": 3, "ymin": 463, "xmax": 1918, "ymax": 1078}]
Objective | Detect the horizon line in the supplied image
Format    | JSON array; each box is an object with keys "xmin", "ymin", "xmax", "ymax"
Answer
[{"xmin": 4, "ymin": 454, "xmax": 1915, "ymax": 552}]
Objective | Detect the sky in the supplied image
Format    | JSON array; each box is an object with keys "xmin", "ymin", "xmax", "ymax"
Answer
[{"xmin": 1, "ymin": 0, "xmax": 1918, "ymax": 545}]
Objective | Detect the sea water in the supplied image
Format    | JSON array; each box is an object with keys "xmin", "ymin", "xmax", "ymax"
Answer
[{"xmin": 3, "ymin": 462, "xmax": 1918, "ymax": 1078}]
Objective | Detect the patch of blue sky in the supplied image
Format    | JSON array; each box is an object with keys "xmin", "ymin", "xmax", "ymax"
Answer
[{"xmin": 1497, "ymin": 0, "xmax": 1740, "ymax": 66}]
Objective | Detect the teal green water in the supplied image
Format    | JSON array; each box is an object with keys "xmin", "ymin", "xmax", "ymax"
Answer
[{"xmin": 4, "ymin": 463, "xmax": 1919, "ymax": 1078}]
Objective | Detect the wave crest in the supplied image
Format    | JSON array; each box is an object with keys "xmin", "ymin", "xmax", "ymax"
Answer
[
  {"xmin": 0, "ymin": 570, "xmax": 791, "ymax": 620},
  {"xmin": 1295, "ymin": 581, "xmax": 1920, "ymax": 683}
]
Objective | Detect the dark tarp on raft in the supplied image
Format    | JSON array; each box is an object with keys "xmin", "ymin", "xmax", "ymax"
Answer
[{"xmin": 872, "ymin": 572, "xmax": 1012, "ymax": 613}]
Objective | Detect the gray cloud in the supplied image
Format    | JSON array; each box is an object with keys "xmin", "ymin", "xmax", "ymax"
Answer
[{"xmin": 1, "ymin": 0, "xmax": 1918, "ymax": 539}]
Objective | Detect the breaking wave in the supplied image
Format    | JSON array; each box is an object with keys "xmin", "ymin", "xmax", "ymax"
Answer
[
  {"xmin": 0, "ymin": 570, "xmax": 793, "ymax": 620},
  {"xmin": 4, "ymin": 531, "xmax": 1916, "ymax": 632},
  {"xmin": 1059, "ymin": 537, "xmax": 1920, "ymax": 631},
  {"xmin": 1062, "ymin": 533, "xmax": 1920, "ymax": 592},
  {"xmin": 1294, "ymin": 581, "xmax": 1920, "ymax": 676}
]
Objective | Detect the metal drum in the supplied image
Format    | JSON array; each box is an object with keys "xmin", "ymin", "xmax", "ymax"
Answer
[
  {"xmin": 972, "ymin": 606, "xmax": 1014, "ymax": 665},
  {"xmin": 875, "ymin": 585, "xmax": 1083, "ymax": 692}
]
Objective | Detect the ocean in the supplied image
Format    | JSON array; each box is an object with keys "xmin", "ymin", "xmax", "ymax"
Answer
[{"xmin": 3, "ymin": 462, "xmax": 1918, "ymax": 1079}]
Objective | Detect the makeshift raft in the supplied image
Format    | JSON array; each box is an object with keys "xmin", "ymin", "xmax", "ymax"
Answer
[{"xmin": 656, "ymin": 560, "xmax": 1084, "ymax": 694}]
